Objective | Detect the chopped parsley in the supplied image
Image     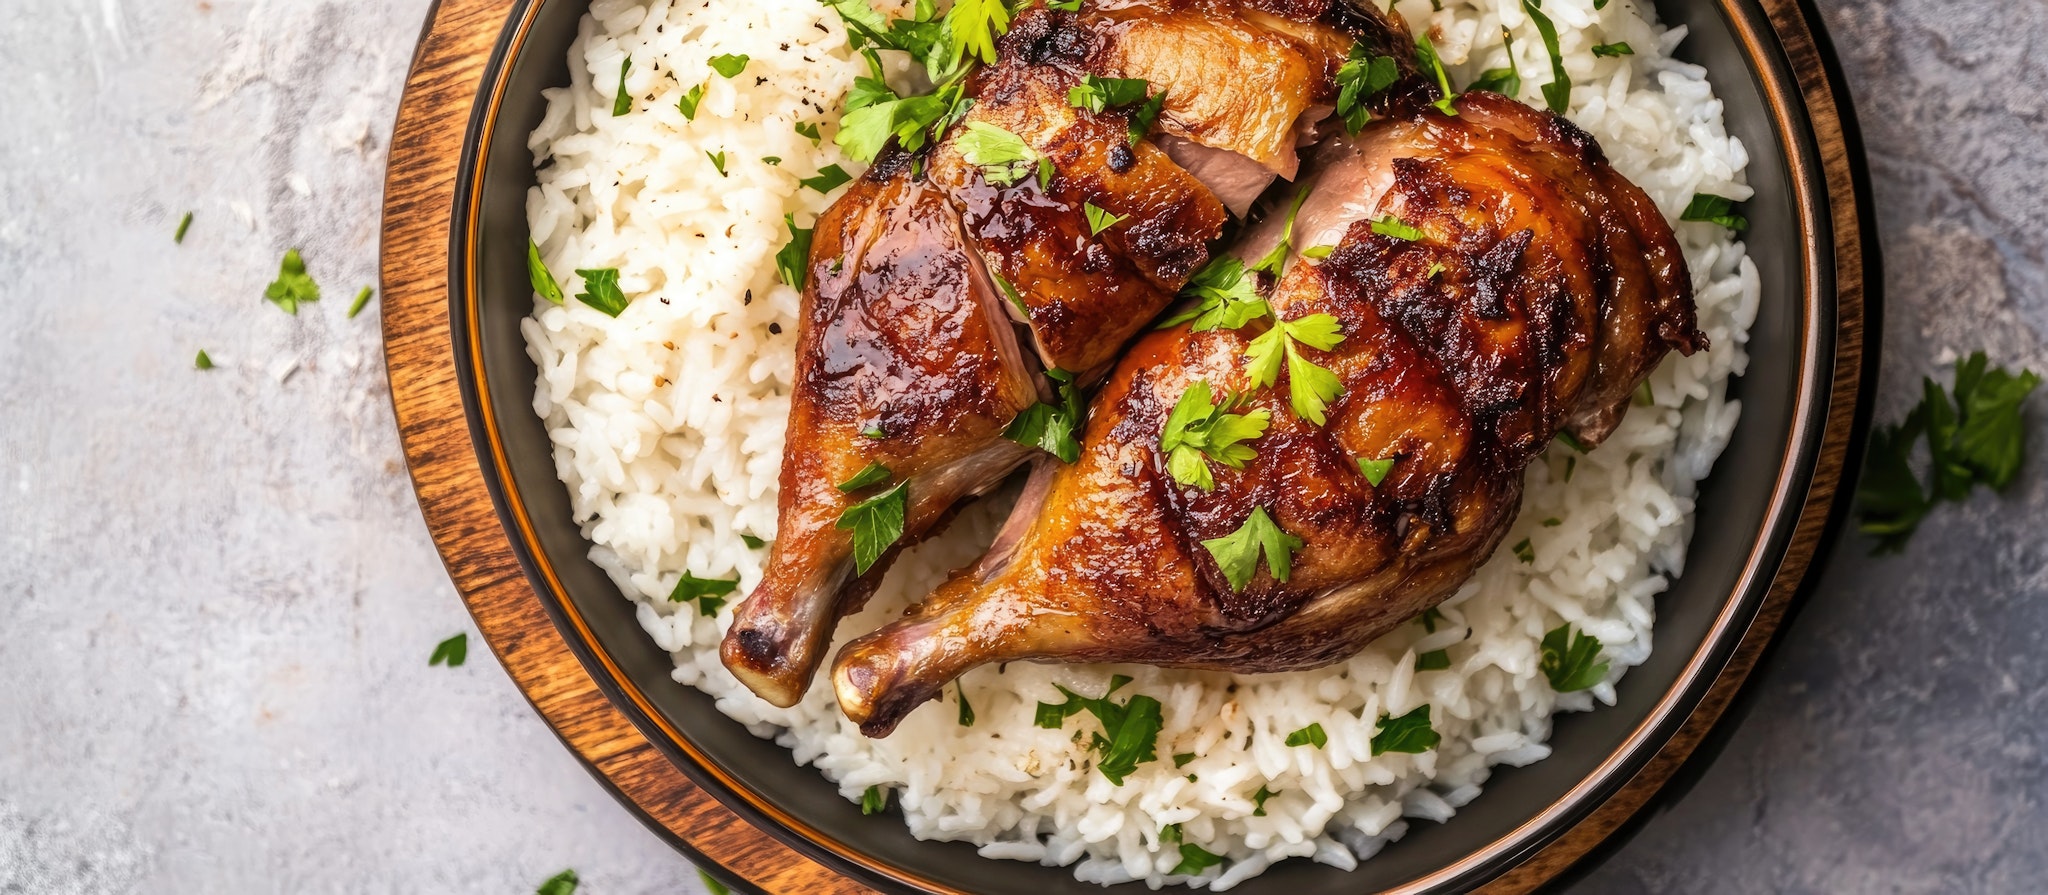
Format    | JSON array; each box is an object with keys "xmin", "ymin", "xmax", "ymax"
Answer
[
  {"xmin": 1245, "ymin": 313, "xmax": 1346, "ymax": 425},
  {"xmin": 429, "ymin": 633, "xmax": 468, "ymax": 667},
  {"xmin": 612, "ymin": 58, "xmax": 633, "ymax": 116},
  {"xmin": 1250, "ymin": 185, "xmax": 1312, "ymax": 276},
  {"xmin": 706, "ymin": 149, "xmax": 728, "ymax": 176},
  {"xmin": 1201, "ymin": 507, "xmax": 1303, "ymax": 592},
  {"xmin": 762, "ymin": 156, "xmax": 782, "ymax": 166},
  {"xmin": 1250, "ymin": 784, "xmax": 1277, "ymax": 816},
  {"xmin": 956, "ymin": 121, "xmax": 1040, "ymax": 187},
  {"xmin": 1034, "ymin": 675, "xmax": 1164, "ymax": 784},
  {"xmin": 1357, "ymin": 456, "xmax": 1395, "ymax": 486},
  {"xmin": 801, "ymin": 163, "xmax": 853, "ymax": 193},
  {"xmin": 740, "ymin": 534, "xmax": 768, "ymax": 550},
  {"xmin": 1467, "ymin": 27, "xmax": 1522, "ymax": 96},
  {"xmin": 795, "ymin": 120, "xmax": 822, "ymax": 142},
  {"xmin": 1369, "ymin": 704, "xmax": 1440, "ymax": 756},
  {"xmin": 1591, "ymin": 41, "xmax": 1635, "ymax": 57},
  {"xmin": 1067, "ymin": 74, "xmax": 1151, "ymax": 114},
  {"xmin": 194, "ymin": 350, "xmax": 214, "ymax": 370},
  {"xmin": 1283, "ymin": 723, "xmax": 1327, "ymax": 749},
  {"xmin": 1083, "ymin": 201, "xmax": 1128, "ymax": 236},
  {"xmin": 1301, "ymin": 245, "xmax": 1335, "ymax": 260},
  {"xmin": 1511, "ymin": 537, "xmax": 1534, "ymax": 563},
  {"xmin": 263, "ymin": 248, "xmax": 320, "ymax": 314},
  {"xmin": 174, "ymin": 211, "xmax": 193, "ymax": 244},
  {"xmin": 1370, "ymin": 215, "xmax": 1425, "ymax": 241},
  {"xmin": 836, "ymin": 480, "xmax": 908, "ymax": 575},
  {"xmin": 527, "ymin": 240, "xmax": 565, "ymax": 304},
  {"xmin": 573, "ymin": 268, "xmax": 629, "ymax": 317},
  {"xmin": 958, "ymin": 685, "xmax": 976, "ymax": 726},
  {"xmin": 838, "ymin": 461, "xmax": 893, "ymax": 492},
  {"xmin": 1003, "ymin": 367, "xmax": 1087, "ymax": 463},
  {"xmin": 776, "ymin": 214, "xmax": 814, "ymax": 291},
  {"xmin": 348, "ymin": 286, "xmax": 375, "ymax": 319},
  {"xmin": 1160, "ymin": 380, "xmax": 1271, "ymax": 491},
  {"xmin": 708, "ymin": 53, "xmax": 750, "ymax": 78},
  {"xmin": 1414, "ymin": 34, "xmax": 1460, "ymax": 116},
  {"xmin": 670, "ymin": 572, "xmax": 739, "ymax": 617},
  {"xmin": 861, "ymin": 784, "xmax": 888, "ymax": 815},
  {"xmin": 678, "ymin": 83, "xmax": 705, "ymax": 119},
  {"xmin": 1540, "ymin": 623, "xmax": 1610, "ymax": 692},
  {"xmin": 1171, "ymin": 843, "xmax": 1228, "ymax": 877},
  {"xmin": 1680, "ymin": 193, "xmax": 1749, "ymax": 231},
  {"xmin": 1334, "ymin": 42, "xmax": 1401, "ymax": 134},
  {"xmin": 1159, "ymin": 257, "xmax": 1269, "ymax": 332},
  {"xmin": 1856, "ymin": 351, "xmax": 2039, "ymax": 552},
  {"xmin": 536, "ymin": 869, "xmax": 579, "ymax": 895},
  {"xmin": 1173, "ymin": 752, "xmax": 1196, "ymax": 768},
  {"xmin": 1415, "ymin": 649, "xmax": 1451, "ymax": 671},
  {"xmin": 1127, "ymin": 90, "xmax": 1168, "ymax": 146},
  {"xmin": 1522, "ymin": 0, "xmax": 1572, "ymax": 113}
]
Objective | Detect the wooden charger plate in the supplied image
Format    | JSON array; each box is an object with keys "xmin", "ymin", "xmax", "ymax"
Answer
[{"xmin": 381, "ymin": 0, "xmax": 1878, "ymax": 890}]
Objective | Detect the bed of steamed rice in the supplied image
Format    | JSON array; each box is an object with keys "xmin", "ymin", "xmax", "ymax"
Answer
[{"xmin": 520, "ymin": 0, "xmax": 1758, "ymax": 887}]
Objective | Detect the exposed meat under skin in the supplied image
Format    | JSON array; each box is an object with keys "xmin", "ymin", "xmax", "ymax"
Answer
[
  {"xmin": 721, "ymin": 1, "xmax": 1408, "ymax": 708},
  {"xmin": 833, "ymin": 91, "xmax": 1707, "ymax": 736}
]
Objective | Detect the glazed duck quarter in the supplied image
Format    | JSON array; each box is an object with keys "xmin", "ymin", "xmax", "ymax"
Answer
[
  {"xmin": 833, "ymin": 90, "xmax": 1707, "ymax": 736},
  {"xmin": 722, "ymin": 0, "xmax": 1401, "ymax": 708}
]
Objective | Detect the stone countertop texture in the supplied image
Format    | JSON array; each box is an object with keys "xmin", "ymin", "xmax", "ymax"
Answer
[{"xmin": 2, "ymin": 0, "xmax": 2043, "ymax": 892}]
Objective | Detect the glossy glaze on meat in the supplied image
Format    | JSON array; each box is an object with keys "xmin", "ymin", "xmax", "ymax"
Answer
[
  {"xmin": 833, "ymin": 91, "xmax": 1705, "ymax": 736},
  {"xmin": 722, "ymin": 1, "xmax": 1396, "ymax": 707}
]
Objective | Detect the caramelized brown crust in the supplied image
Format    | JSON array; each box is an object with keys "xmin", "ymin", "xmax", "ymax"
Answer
[{"xmin": 833, "ymin": 93, "xmax": 1705, "ymax": 736}]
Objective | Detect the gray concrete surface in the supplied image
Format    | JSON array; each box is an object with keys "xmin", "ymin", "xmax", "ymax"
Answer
[{"xmin": 0, "ymin": 0, "xmax": 2043, "ymax": 893}]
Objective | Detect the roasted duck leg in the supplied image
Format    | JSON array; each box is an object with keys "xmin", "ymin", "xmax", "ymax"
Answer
[
  {"xmin": 834, "ymin": 92, "xmax": 1706, "ymax": 735},
  {"xmin": 724, "ymin": 0, "xmax": 1408, "ymax": 707}
]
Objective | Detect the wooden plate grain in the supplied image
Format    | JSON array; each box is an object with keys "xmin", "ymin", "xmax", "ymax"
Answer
[{"xmin": 380, "ymin": 0, "xmax": 1878, "ymax": 891}]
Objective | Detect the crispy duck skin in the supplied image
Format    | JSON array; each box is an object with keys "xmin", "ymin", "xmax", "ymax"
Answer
[
  {"xmin": 723, "ymin": 1, "xmax": 1405, "ymax": 707},
  {"xmin": 833, "ymin": 91, "xmax": 1706, "ymax": 736}
]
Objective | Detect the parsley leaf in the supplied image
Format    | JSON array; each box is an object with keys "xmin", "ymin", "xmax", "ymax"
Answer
[
  {"xmin": 1250, "ymin": 785, "xmax": 1277, "ymax": 816},
  {"xmin": 838, "ymin": 461, "xmax": 893, "ymax": 492},
  {"xmin": 527, "ymin": 240, "xmax": 564, "ymax": 304},
  {"xmin": 1855, "ymin": 352, "xmax": 2039, "ymax": 551},
  {"xmin": 1160, "ymin": 380, "xmax": 1271, "ymax": 491},
  {"xmin": 1202, "ymin": 507, "xmax": 1303, "ymax": 591},
  {"xmin": 776, "ymin": 214, "xmax": 814, "ymax": 291},
  {"xmin": 194, "ymin": 350, "xmax": 214, "ymax": 370},
  {"xmin": 1415, "ymin": 34, "xmax": 1459, "ymax": 116},
  {"xmin": 536, "ymin": 869, "xmax": 579, "ymax": 895},
  {"xmin": 1951, "ymin": 352, "xmax": 2040, "ymax": 489},
  {"xmin": 1084, "ymin": 201, "xmax": 1128, "ymax": 236},
  {"xmin": 612, "ymin": 57, "xmax": 633, "ymax": 116},
  {"xmin": 347, "ymin": 286, "xmax": 375, "ymax": 319},
  {"xmin": 1127, "ymin": 89, "xmax": 1168, "ymax": 146},
  {"xmin": 1173, "ymin": 752, "xmax": 1196, "ymax": 768},
  {"xmin": 1357, "ymin": 456, "xmax": 1395, "ymax": 486},
  {"xmin": 801, "ymin": 164, "xmax": 854, "ymax": 194},
  {"xmin": 741, "ymin": 534, "xmax": 768, "ymax": 550},
  {"xmin": 956, "ymin": 121, "xmax": 1040, "ymax": 187},
  {"xmin": 1522, "ymin": 0, "xmax": 1572, "ymax": 114},
  {"xmin": 1334, "ymin": 42, "xmax": 1401, "ymax": 134},
  {"xmin": 174, "ymin": 212, "xmax": 193, "ymax": 244},
  {"xmin": 836, "ymin": 480, "xmax": 907, "ymax": 575},
  {"xmin": 958, "ymin": 685, "xmax": 976, "ymax": 727},
  {"xmin": 1159, "ymin": 256, "xmax": 1270, "ymax": 332},
  {"xmin": 1539, "ymin": 624, "xmax": 1610, "ymax": 692},
  {"xmin": 795, "ymin": 120, "xmax": 822, "ymax": 143},
  {"xmin": 573, "ymin": 268, "xmax": 629, "ymax": 317},
  {"xmin": 1250, "ymin": 185, "xmax": 1312, "ymax": 277},
  {"xmin": 1034, "ymin": 675, "xmax": 1164, "ymax": 784},
  {"xmin": 1283, "ymin": 723, "xmax": 1327, "ymax": 749},
  {"xmin": 945, "ymin": 0, "xmax": 1011, "ymax": 68},
  {"xmin": 263, "ymin": 248, "xmax": 320, "ymax": 315},
  {"xmin": 1004, "ymin": 367, "xmax": 1087, "ymax": 463},
  {"xmin": 1067, "ymin": 74, "xmax": 1150, "ymax": 114},
  {"xmin": 1592, "ymin": 41, "xmax": 1635, "ymax": 57},
  {"xmin": 670, "ymin": 572, "xmax": 738, "ymax": 617},
  {"xmin": 1370, "ymin": 215, "xmax": 1424, "ymax": 241},
  {"xmin": 1415, "ymin": 649, "xmax": 1452, "ymax": 671},
  {"xmin": 837, "ymin": 91, "xmax": 955, "ymax": 162},
  {"xmin": 1681, "ymin": 194, "xmax": 1749, "ymax": 231},
  {"xmin": 1467, "ymin": 27, "xmax": 1522, "ymax": 96},
  {"xmin": 1512, "ymin": 537, "xmax": 1534, "ymax": 563},
  {"xmin": 678, "ymin": 83, "xmax": 706, "ymax": 119},
  {"xmin": 708, "ymin": 53, "xmax": 750, "ymax": 78},
  {"xmin": 1171, "ymin": 843, "xmax": 1228, "ymax": 877},
  {"xmin": 706, "ymin": 149, "xmax": 728, "ymax": 176},
  {"xmin": 1369, "ymin": 704, "xmax": 1440, "ymax": 755},
  {"xmin": 429, "ymin": 633, "xmax": 468, "ymax": 668},
  {"xmin": 1245, "ymin": 314, "xmax": 1346, "ymax": 425},
  {"xmin": 861, "ymin": 784, "xmax": 888, "ymax": 815}
]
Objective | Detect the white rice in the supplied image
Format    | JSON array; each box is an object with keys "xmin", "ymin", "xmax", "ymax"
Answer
[{"xmin": 521, "ymin": 0, "xmax": 1758, "ymax": 887}]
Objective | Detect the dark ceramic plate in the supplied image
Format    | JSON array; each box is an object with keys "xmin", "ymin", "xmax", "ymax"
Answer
[{"xmin": 442, "ymin": 1, "xmax": 1877, "ymax": 891}]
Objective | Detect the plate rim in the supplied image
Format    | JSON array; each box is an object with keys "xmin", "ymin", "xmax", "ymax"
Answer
[{"xmin": 379, "ymin": 0, "xmax": 1880, "ymax": 890}]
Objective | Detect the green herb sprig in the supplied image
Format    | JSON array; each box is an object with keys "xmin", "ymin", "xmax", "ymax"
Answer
[
  {"xmin": 1856, "ymin": 351, "xmax": 2039, "ymax": 552},
  {"xmin": 1034, "ymin": 675, "xmax": 1164, "ymax": 785}
]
